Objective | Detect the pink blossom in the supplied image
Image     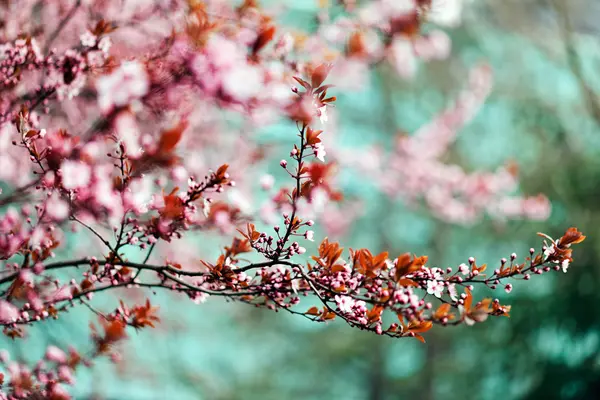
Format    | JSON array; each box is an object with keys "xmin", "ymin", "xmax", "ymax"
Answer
[
  {"xmin": 221, "ymin": 64, "xmax": 263, "ymax": 101},
  {"xmin": 260, "ymin": 174, "xmax": 275, "ymax": 190},
  {"xmin": 413, "ymin": 30, "xmax": 452, "ymax": 61},
  {"xmin": 205, "ymin": 35, "xmax": 244, "ymax": 69},
  {"xmin": 97, "ymin": 61, "xmax": 149, "ymax": 112},
  {"xmin": 98, "ymin": 37, "xmax": 112, "ymax": 54},
  {"xmin": 60, "ymin": 160, "xmax": 92, "ymax": 190},
  {"xmin": 317, "ymin": 105, "xmax": 328, "ymax": 124},
  {"xmin": 0, "ymin": 300, "xmax": 19, "ymax": 323},
  {"xmin": 389, "ymin": 37, "xmax": 417, "ymax": 79},
  {"xmin": 80, "ymin": 31, "xmax": 97, "ymax": 47},
  {"xmin": 448, "ymin": 284, "xmax": 459, "ymax": 301},
  {"xmin": 114, "ymin": 112, "xmax": 143, "ymax": 159},
  {"xmin": 46, "ymin": 286, "xmax": 72, "ymax": 302},
  {"xmin": 192, "ymin": 292, "xmax": 210, "ymax": 304},
  {"xmin": 214, "ymin": 210, "xmax": 234, "ymax": 234},
  {"xmin": 124, "ymin": 176, "xmax": 153, "ymax": 214},
  {"xmin": 304, "ymin": 230, "xmax": 314, "ymax": 241},
  {"xmin": 335, "ymin": 295, "xmax": 355, "ymax": 314},
  {"xmin": 44, "ymin": 192, "xmax": 70, "ymax": 221},
  {"xmin": 428, "ymin": 0, "xmax": 463, "ymax": 28},
  {"xmin": 45, "ymin": 346, "xmax": 67, "ymax": 364},
  {"xmin": 459, "ymin": 263, "xmax": 470, "ymax": 275},
  {"xmin": 359, "ymin": 0, "xmax": 416, "ymax": 25},
  {"xmin": 273, "ymin": 33, "xmax": 294, "ymax": 57},
  {"xmin": 57, "ymin": 365, "xmax": 75, "ymax": 384},
  {"xmin": 48, "ymin": 383, "xmax": 71, "ymax": 400},
  {"xmin": 329, "ymin": 59, "xmax": 371, "ymax": 90}
]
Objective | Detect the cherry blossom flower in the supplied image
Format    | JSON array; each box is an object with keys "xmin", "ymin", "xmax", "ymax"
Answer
[
  {"xmin": 428, "ymin": 0, "xmax": 464, "ymax": 28},
  {"xmin": 561, "ymin": 259, "xmax": 570, "ymax": 273},
  {"xmin": 426, "ymin": 280, "xmax": 444, "ymax": 298},
  {"xmin": 60, "ymin": 160, "xmax": 92, "ymax": 190},
  {"xmin": 335, "ymin": 295, "xmax": 355, "ymax": 314},
  {"xmin": 389, "ymin": 37, "xmax": 417, "ymax": 79},
  {"xmin": 0, "ymin": 300, "xmax": 19, "ymax": 323},
  {"xmin": 459, "ymin": 263, "xmax": 470, "ymax": 275},
  {"xmin": 313, "ymin": 143, "xmax": 327, "ymax": 162},
  {"xmin": 45, "ymin": 346, "xmax": 67, "ymax": 364},
  {"xmin": 97, "ymin": 61, "xmax": 149, "ymax": 112},
  {"xmin": 317, "ymin": 105, "xmax": 328, "ymax": 124},
  {"xmin": 305, "ymin": 230, "xmax": 315, "ymax": 241},
  {"xmin": 44, "ymin": 192, "xmax": 70, "ymax": 221},
  {"xmin": 80, "ymin": 31, "xmax": 97, "ymax": 47},
  {"xmin": 260, "ymin": 174, "xmax": 275, "ymax": 191}
]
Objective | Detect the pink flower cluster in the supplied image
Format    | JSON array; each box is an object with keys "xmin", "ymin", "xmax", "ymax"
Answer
[{"xmin": 333, "ymin": 64, "xmax": 551, "ymax": 224}]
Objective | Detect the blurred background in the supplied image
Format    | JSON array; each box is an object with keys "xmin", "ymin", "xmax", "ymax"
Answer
[{"xmin": 3, "ymin": 0, "xmax": 600, "ymax": 399}]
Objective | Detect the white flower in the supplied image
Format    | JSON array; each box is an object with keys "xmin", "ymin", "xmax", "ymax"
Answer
[
  {"xmin": 448, "ymin": 284, "xmax": 458, "ymax": 301},
  {"xmin": 291, "ymin": 279, "xmax": 299, "ymax": 294},
  {"xmin": 80, "ymin": 31, "xmax": 97, "ymax": 47},
  {"xmin": 459, "ymin": 263, "xmax": 470, "ymax": 275},
  {"xmin": 313, "ymin": 143, "xmax": 326, "ymax": 162},
  {"xmin": 45, "ymin": 192, "xmax": 70, "ymax": 221},
  {"xmin": 561, "ymin": 259, "xmax": 570, "ymax": 273},
  {"xmin": 409, "ymin": 294, "xmax": 420, "ymax": 307},
  {"xmin": 317, "ymin": 105, "xmax": 328, "ymax": 124},
  {"xmin": 543, "ymin": 245, "xmax": 556, "ymax": 260},
  {"xmin": 125, "ymin": 175, "xmax": 153, "ymax": 214},
  {"xmin": 427, "ymin": 0, "xmax": 463, "ymax": 28},
  {"xmin": 0, "ymin": 300, "xmax": 19, "ymax": 323},
  {"xmin": 259, "ymin": 174, "xmax": 275, "ymax": 190},
  {"xmin": 386, "ymin": 259, "xmax": 396, "ymax": 270},
  {"xmin": 459, "ymin": 306, "xmax": 476, "ymax": 326},
  {"xmin": 114, "ymin": 113, "xmax": 143, "ymax": 159},
  {"xmin": 228, "ymin": 189, "xmax": 253, "ymax": 215},
  {"xmin": 305, "ymin": 230, "xmax": 314, "ymax": 241},
  {"xmin": 389, "ymin": 37, "xmax": 417, "ymax": 79},
  {"xmin": 97, "ymin": 61, "xmax": 148, "ymax": 112},
  {"xmin": 221, "ymin": 63, "xmax": 263, "ymax": 101},
  {"xmin": 60, "ymin": 160, "xmax": 91, "ymax": 190},
  {"xmin": 426, "ymin": 280, "xmax": 443, "ymax": 298},
  {"xmin": 193, "ymin": 293, "xmax": 209, "ymax": 304},
  {"xmin": 98, "ymin": 37, "xmax": 112, "ymax": 54},
  {"xmin": 335, "ymin": 295, "xmax": 354, "ymax": 314}
]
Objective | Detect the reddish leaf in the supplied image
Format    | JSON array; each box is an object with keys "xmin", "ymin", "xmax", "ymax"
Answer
[
  {"xmin": 160, "ymin": 188, "xmax": 185, "ymax": 219},
  {"xmin": 158, "ymin": 120, "xmax": 188, "ymax": 153},
  {"xmin": 293, "ymin": 76, "xmax": 311, "ymax": 89},
  {"xmin": 560, "ymin": 227, "xmax": 586, "ymax": 246},
  {"xmin": 253, "ymin": 24, "xmax": 276, "ymax": 54},
  {"xmin": 410, "ymin": 320, "xmax": 433, "ymax": 333},
  {"xmin": 305, "ymin": 127, "xmax": 323, "ymax": 146},
  {"xmin": 347, "ymin": 31, "xmax": 366, "ymax": 57},
  {"xmin": 311, "ymin": 63, "xmax": 333, "ymax": 88},
  {"xmin": 414, "ymin": 334, "xmax": 426, "ymax": 343},
  {"xmin": 398, "ymin": 278, "xmax": 418, "ymax": 287},
  {"xmin": 306, "ymin": 306, "xmax": 319, "ymax": 316}
]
